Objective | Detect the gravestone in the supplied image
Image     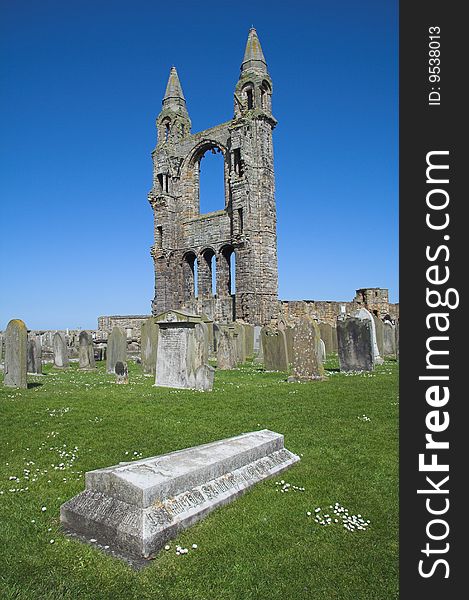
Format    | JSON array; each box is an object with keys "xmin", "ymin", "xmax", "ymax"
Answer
[
  {"xmin": 115, "ymin": 361, "xmax": 129, "ymax": 384},
  {"xmin": 27, "ymin": 335, "xmax": 42, "ymax": 374},
  {"xmin": 383, "ymin": 322, "xmax": 396, "ymax": 356},
  {"xmin": 78, "ymin": 331, "xmax": 96, "ymax": 370},
  {"xmin": 278, "ymin": 320, "xmax": 294, "ymax": 365},
  {"xmin": 261, "ymin": 327, "xmax": 289, "ymax": 371},
  {"xmin": 354, "ymin": 308, "xmax": 383, "ymax": 365},
  {"xmin": 395, "ymin": 320, "xmax": 399, "ymax": 361},
  {"xmin": 3, "ymin": 319, "xmax": 28, "ymax": 388},
  {"xmin": 53, "ymin": 332, "xmax": 69, "ymax": 369},
  {"xmin": 372, "ymin": 314, "xmax": 385, "ymax": 357},
  {"xmin": 337, "ymin": 315, "xmax": 374, "ymax": 372},
  {"xmin": 253, "ymin": 326, "xmax": 262, "ymax": 353},
  {"xmin": 106, "ymin": 326, "xmax": 127, "ymax": 374},
  {"xmin": 217, "ymin": 326, "xmax": 237, "ymax": 370},
  {"xmin": 155, "ymin": 318, "xmax": 214, "ymax": 391},
  {"xmin": 288, "ymin": 317, "xmax": 325, "ymax": 381},
  {"xmin": 60, "ymin": 430, "xmax": 300, "ymax": 561},
  {"xmin": 233, "ymin": 322, "xmax": 246, "ymax": 365},
  {"xmin": 319, "ymin": 322, "xmax": 334, "ymax": 354},
  {"xmin": 243, "ymin": 324, "xmax": 255, "ymax": 358},
  {"xmin": 319, "ymin": 338, "xmax": 327, "ymax": 363},
  {"xmin": 331, "ymin": 326, "xmax": 338, "ymax": 352},
  {"xmin": 140, "ymin": 318, "xmax": 159, "ymax": 376}
]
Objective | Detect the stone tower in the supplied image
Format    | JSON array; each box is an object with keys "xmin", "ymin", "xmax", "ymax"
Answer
[{"xmin": 148, "ymin": 28, "xmax": 278, "ymax": 325}]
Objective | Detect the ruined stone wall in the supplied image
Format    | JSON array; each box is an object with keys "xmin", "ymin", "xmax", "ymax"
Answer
[
  {"xmin": 280, "ymin": 294, "xmax": 399, "ymax": 326},
  {"xmin": 97, "ymin": 315, "xmax": 150, "ymax": 337},
  {"xmin": 148, "ymin": 30, "xmax": 279, "ymax": 326}
]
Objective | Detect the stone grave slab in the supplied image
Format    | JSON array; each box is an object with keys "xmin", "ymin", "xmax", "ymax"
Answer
[{"xmin": 60, "ymin": 430, "xmax": 299, "ymax": 560}]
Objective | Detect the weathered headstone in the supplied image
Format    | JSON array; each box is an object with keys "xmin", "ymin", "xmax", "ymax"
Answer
[
  {"xmin": 319, "ymin": 322, "xmax": 334, "ymax": 354},
  {"xmin": 106, "ymin": 326, "xmax": 127, "ymax": 374},
  {"xmin": 383, "ymin": 322, "xmax": 396, "ymax": 356},
  {"xmin": 331, "ymin": 326, "xmax": 338, "ymax": 352},
  {"xmin": 140, "ymin": 318, "xmax": 159, "ymax": 376},
  {"xmin": 243, "ymin": 324, "xmax": 255, "ymax": 358},
  {"xmin": 27, "ymin": 335, "xmax": 42, "ymax": 374},
  {"xmin": 217, "ymin": 326, "xmax": 237, "ymax": 370},
  {"xmin": 78, "ymin": 331, "xmax": 95, "ymax": 369},
  {"xmin": 53, "ymin": 332, "xmax": 69, "ymax": 369},
  {"xmin": 278, "ymin": 320, "xmax": 294, "ymax": 365},
  {"xmin": 115, "ymin": 361, "xmax": 129, "ymax": 384},
  {"xmin": 372, "ymin": 314, "xmax": 385, "ymax": 357},
  {"xmin": 261, "ymin": 327, "xmax": 289, "ymax": 371},
  {"xmin": 233, "ymin": 322, "xmax": 246, "ymax": 365},
  {"xmin": 253, "ymin": 326, "xmax": 262, "ymax": 353},
  {"xmin": 354, "ymin": 308, "xmax": 383, "ymax": 365},
  {"xmin": 395, "ymin": 320, "xmax": 399, "ymax": 361},
  {"xmin": 60, "ymin": 430, "xmax": 300, "ymax": 561},
  {"xmin": 319, "ymin": 338, "xmax": 327, "ymax": 363},
  {"xmin": 337, "ymin": 315, "xmax": 374, "ymax": 372},
  {"xmin": 4, "ymin": 319, "xmax": 28, "ymax": 388},
  {"xmin": 288, "ymin": 317, "xmax": 325, "ymax": 381},
  {"xmin": 155, "ymin": 319, "xmax": 214, "ymax": 391}
]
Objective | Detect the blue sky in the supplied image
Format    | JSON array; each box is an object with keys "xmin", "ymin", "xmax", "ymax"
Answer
[{"xmin": 0, "ymin": 0, "xmax": 398, "ymax": 330}]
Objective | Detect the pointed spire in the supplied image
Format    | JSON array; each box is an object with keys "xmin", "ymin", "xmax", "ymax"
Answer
[
  {"xmin": 241, "ymin": 27, "xmax": 267, "ymax": 73},
  {"xmin": 162, "ymin": 66, "xmax": 186, "ymax": 109}
]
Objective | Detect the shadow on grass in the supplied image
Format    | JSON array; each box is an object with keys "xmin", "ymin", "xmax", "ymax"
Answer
[{"xmin": 27, "ymin": 382, "xmax": 43, "ymax": 389}]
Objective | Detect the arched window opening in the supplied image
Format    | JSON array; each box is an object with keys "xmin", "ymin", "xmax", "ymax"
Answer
[
  {"xmin": 230, "ymin": 251, "xmax": 236, "ymax": 295},
  {"xmin": 246, "ymin": 88, "xmax": 253, "ymax": 109},
  {"xmin": 157, "ymin": 173, "xmax": 164, "ymax": 191},
  {"xmin": 260, "ymin": 81, "xmax": 271, "ymax": 110},
  {"xmin": 211, "ymin": 254, "xmax": 216, "ymax": 296},
  {"xmin": 199, "ymin": 248, "xmax": 216, "ymax": 298},
  {"xmin": 218, "ymin": 245, "xmax": 234, "ymax": 297},
  {"xmin": 165, "ymin": 122, "xmax": 170, "ymax": 141},
  {"xmin": 198, "ymin": 146, "xmax": 225, "ymax": 214}
]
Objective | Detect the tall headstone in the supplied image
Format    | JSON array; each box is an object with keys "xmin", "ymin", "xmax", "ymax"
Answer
[
  {"xmin": 140, "ymin": 318, "xmax": 159, "ymax": 376},
  {"xmin": 233, "ymin": 322, "xmax": 246, "ymax": 365},
  {"xmin": 79, "ymin": 331, "xmax": 96, "ymax": 370},
  {"xmin": 261, "ymin": 327, "xmax": 289, "ymax": 371},
  {"xmin": 337, "ymin": 315, "xmax": 374, "ymax": 372},
  {"xmin": 319, "ymin": 339, "xmax": 327, "ymax": 363},
  {"xmin": 288, "ymin": 317, "xmax": 325, "ymax": 381},
  {"xmin": 354, "ymin": 308, "xmax": 383, "ymax": 365},
  {"xmin": 253, "ymin": 326, "xmax": 262, "ymax": 354},
  {"xmin": 3, "ymin": 319, "xmax": 28, "ymax": 388},
  {"xmin": 383, "ymin": 322, "xmax": 396, "ymax": 356},
  {"xmin": 278, "ymin": 320, "xmax": 294, "ymax": 365},
  {"xmin": 155, "ymin": 319, "xmax": 214, "ymax": 391},
  {"xmin": 331, "ymin": 326, "xmax": 338, "ymax": 352},
  {"xmin": 27, "ymin": 335, "xmax": 42, "ymax": 374},
  {"xmin": 319, "ymin": 322, "xmax": 334, "ymax": 354},
  {"xmin": 243, "ymin": 324, "xmax": 255, "ymax": 358},
  {"xmin": 53, "ymin": 332, "xmax": 69, "ymax": 369},
  {"xmin": 106, "ymin": 327, "xmax": 127, "ymax": 374},
  {"xmin": 395, "ymin": 320, "xmax": 399, "ymax": 361},
  {"xmin": 372, "ymin": 314, "xmax": 385, "ymax": 356},
  {"xmin": 217, "ymin": 326, "xmax": 237, "ymax": 370}
]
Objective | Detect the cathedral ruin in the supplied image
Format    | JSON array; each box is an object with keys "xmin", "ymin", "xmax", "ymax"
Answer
[{"xmin": 148, "ymin": 28, "xmax": 278, "ymax": 326}]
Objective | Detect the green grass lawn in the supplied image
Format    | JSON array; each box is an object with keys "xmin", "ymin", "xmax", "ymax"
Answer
[{"xmin": 0, "ymin": 356, "xmax": 398, "ymax": 600}]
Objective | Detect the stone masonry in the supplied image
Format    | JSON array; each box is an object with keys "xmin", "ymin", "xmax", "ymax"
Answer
[{"xmin": 148, "ymin": 28, "xmax": 278, "ymax": 326}]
